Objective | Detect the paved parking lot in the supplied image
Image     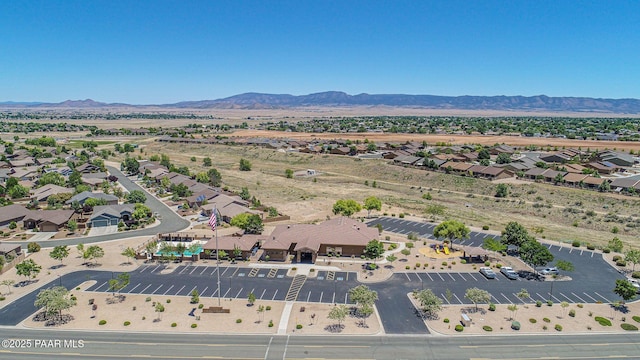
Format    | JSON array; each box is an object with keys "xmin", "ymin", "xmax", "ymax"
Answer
[{"xmin": 368, "ymin": 217, "xmax": 497, "ymax": 246}]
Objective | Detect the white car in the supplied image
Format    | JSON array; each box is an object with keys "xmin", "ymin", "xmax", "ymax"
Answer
[
  {"xmin": 628, "ymin": 278, "xmax": 640, "ymax": 294},
  {"xmin": 500, "ymin": 266, "xmax": 518, "ymax": 280},
  {"xmin": 479, "ymin": 267, "xmax": 496, "ymax": 279}
]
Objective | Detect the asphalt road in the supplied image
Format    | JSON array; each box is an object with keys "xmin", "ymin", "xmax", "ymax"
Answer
[
  {"xmin": 8, "ymin": 166, "xmax": 190, "ymax": 248},
  {"xmin": 1, "ymin": 328, "xmax": 640, "ymax": 359}
]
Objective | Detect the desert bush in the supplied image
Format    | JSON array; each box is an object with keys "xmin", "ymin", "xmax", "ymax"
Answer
[
  {"xmin": 484, "ymin": 261, "xmax": 490, "ymax": 266},
  {"xmin": 482, "ymin": 325, "xmax": 492, "ymax": 331},
  {"xmin": 236, "ymin": 319, "xmax": 242, "ymax": 323},
  {"xmin": 543, "ymin": 318, "xmax": 551, "ymax": 323},
  {"xmin": 616, "ymin": 260, "xmax": 627, "ymax": 267},
  {"xmin": 191, "ymin": 324, "xmax": 197, "ymax": 328},
  {"xmin": 28, "ymin": 242, "xmax": 41, "ymax": 253},
  {"xmin": 266, "ymin": 306, "xmax": 271, "ymax": 311},
  {"xmin": 198, "ymin": 304, "xmax": 204, "ymax": 309},
  {"xmin": 613, "ymin": 255, "xmax": 622, "ymax": 262},
  {"xmin": 577, "ymin": 304, "xmax": 584, "ymax": 308},
  {"xmin": 296, "ymin": 324, "xmax": 303, "ymax": 329},
  {"xmin": 511, "ymin": 321, "xmax": 521, "ymax": 330},
  {"xmin": 482, "ymin": 225, "xmax": 489, "ymax": 230},
  {"xmin": 171, "ymin": 323, "xmax": 177, "ymax": 327},
  {"xmin": 166, "ymin": 299, "xmax": 171, "ymax": 303},
  {"xmin": 633, "ymin": 315, "xmax": 640, "ymax": 323},
  {"xmin": 595, "ymin": 316, "xmax": 612, "ymax": 326},
  {"xmin": 603, "ymin": 248, "xmax": 611, "ymax": 253},
  {"xmin": 124, "ymin": 321, "xmax": 130, "ymax": 326},
  {"xmin": 547, "ymin": 300, "xmax": 553, "ymax": 306},
  {"xmin": 145, "ymin": 297, "xmax": 151, "ymax": 302},
  {"xmin": 488, "ymin": 303, "xmax": 496, "ymax": 311},
  {"xmin": 572, "ymin": 240, "xmax": 581, "ymax": 247},
  {"xmin": 586, "ymin": 243, "xmax": 595, "ymax": 250},
  {"xmin": 619, "ymin": 322, "xmax": 637, "ymax": 331},
  {"xmin": 555, "ymin": 324, "xmax": 563, "ymax": 331},
  {"xmin": 631, "ymin": 272, "xmax": 640, "ymax": 279},
  {"xmin": 268, "ymin": 320, "xmax": 274, "ymax": 327},
  {"xmin": 529, "ymin": 318, "xmax": 537, "ymax": 323},
  {"xmin": 443, "ymin": 318, "xmax": 450, "ymax": 323},
  {"xmin": 405, "ymin": 265, "xmax": 410, "ymax": 270},
  {"xmin": 454, "ymin": 325, "xmax": 464, "ymax": 332},
  {"xmin": 442, "ymin": 261, "xmax": 448, "ymax": 266},
  {"xmin": 569, "ymin": 309, "xmax": 576, "ymax": 317},
  {"xmin": 460, "ymin": 259, "xmax": 466, "ymax": 264},
  {"xmin": 495, "ymin": 263, "xmax": 502, "ymax": 268},
  {"xmin": 99, "ymin": 320, "xmax": 107, "ymax": 325},
  {"xmin": 536, "ymin": 300, "xmax": 542, "ymax": 307}
]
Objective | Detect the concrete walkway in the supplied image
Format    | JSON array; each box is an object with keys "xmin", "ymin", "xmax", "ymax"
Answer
[{"xmin": 277, "ymin": 301, "xmax": 294, "ymax": 334}]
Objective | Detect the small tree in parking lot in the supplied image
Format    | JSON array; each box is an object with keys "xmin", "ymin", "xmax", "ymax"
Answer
[{"xmin": 465, "ymin": 287, "xmax": 491, "ymax": 311}]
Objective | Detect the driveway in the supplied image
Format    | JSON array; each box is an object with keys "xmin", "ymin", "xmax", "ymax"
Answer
[
  {"xmin": 26, "ymin": 232, "xmax": 57, "ymax": 242},
  {"xmin": 88, "ymin": 225, "xmax": 119, "ymax": 236}
]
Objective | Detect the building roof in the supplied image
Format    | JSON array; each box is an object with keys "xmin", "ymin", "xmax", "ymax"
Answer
[
  {"xmin": 0, "ymin": 204, "xmax": 32, "ymax": 224},
  {"xmin": 262, "ymin": 217, "xmax": 378, "ymax": 252},
  {"xmin": 202, "ymin": 234, "xmax": 262, "ymax": 252},
  {"xmin": 65, "ymin": 191, "xmax": 118, "ymax": 204},
  {"xmin": 562, "ymin": 173, "xmax": 588, "ymax": 183}
]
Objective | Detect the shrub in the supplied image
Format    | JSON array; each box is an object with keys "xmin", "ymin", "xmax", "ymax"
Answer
[
  {"xmin": 613, "ymin": 255, "xmax": 622, "ymax": 262},
  {"xmin": 482, "ymin": 225, "xmax": 489, "ymax": 230},
  {"xmin": 76, "ymin": 287, "xmax": 80, "ymax": 290},
  {"xmin": 198, "ymin": 304, "xmax": 204, "ymax": 309},
  {"xmin": 236, "ymin": 319, "xmax": 242, "ymax": 323},
  {"xmin": 142, "ymin": 316, "xmax": 146, "ymax": 320},
  {"xmin": 166, "ymin": 299, "xmax": 171, "ymax": 304},
  {"xmin": 536, "ymin": 300, "xmax": 542, "ymax": 307},
  {"xmin": 27, "ymin": 242, "xmax": 41, "ymax": 253},
  {"xmin": 268, "ymin": 320, "xmax": 274, "ymax": 327},
  {"xmin": 495, "ymin": 263, "xmax": 502, "ymax": 268},
  {"xmin": 587, "ymin": 244, "xmax": 596, "ymax": 250},
  {"xmin": 296, "ymin": 324, "xmax": 303, "ymax": 329},
  {"xmin": 543, "ymin": 318, "xmax": 551, "ymax": 323},
  {"xmin": 572, "ymin": 240, "xmax": 581, "ymax": 247},
  {"xmin": 191, "ymin": 324, "xmax": 197, "ymax": 328},
  {"xmin": 529, "ymin": 318, "xmax": 537, "ymax": 324},
  {"xmin": 460, "ymin": 259, "xmax": 466, "ymax": 264},
  {"xmin": 99, "ymin": 320, "xmax": 107, "ymax": 325},
  {"xmin": 488, "ymin": 303, "xmax": 496, "ymax": 311},
  {"xmin": 399, "ymin": 213, "xmax": 405, "ymax": 218},
  {"xmin": 631, "ymin": 272, "xmax": 640, "ymax": 279},
  {"xmin": 511, "ymin": 321, "xmax": 521, "ymax": 330},
  {"xmin": 415, "ymin": 263, "xmax": 421, "ymax": 268},
  {"xmin": 616, "ymin": 260, "xmax": 627, "ymax": 267},
  {"xmin": 588, "ymin": 311, "xmax": 593, "ymax": 317},
  {"xmin": 145, "ymin": 297, "xmax": 151, "ymax": 302},
  {"xmin": 405, "ymin": 266, "xmax": 410, "ymax": 270},
  {"xmin": 124, "ymin": 321, "xmax": 130, "ymax": 326},
  {"xmin": 577, "ymin": 304, "xmax": 584, "ymax": 308},
  {"xmin": 569, "ymin": 309, "xmax": 576, "ymax": 317},
  {"xmin": 633, "ymin": 315, "xmax": 640, "ymax": 323},
  {"xmin": 603, "ymin": 248, "xmax": 611, "ymax": 253},
  {"xmin": 442, "ymin": 262, "xmax": 447, "ymax": 266},
  {"xmin": 482, "ymin": 325, "xmax": 493, "ymax": 331},
  {"xmin": 443, "ymin": 318, "xmax": 450, "ymax": 323},
  {"xmin": 555, "ymin": 324, "xmax": 563, "ymax": 331},
  {"xmin": 266, "ymin": 306, "xmax": 271, "ymax": 311},
  {"xmin": 484, "ymin": 261, "xmax": 490, "ymax": 266},
  {"xmin": 621, "ymin": 323, "xmax": 639, "ymax": 331},
  {"xmin": 547, "ymin": 300, "xmax": 553, "ymax": 306},
  {"xmin": 0, "ymin": 297, "xmax": 5, "ymax": 301},
  {"xmin": 595, "ymin": 317, "xmax": 612, "ymax": 326},
  {"xmin": 454, "ymin": 324, "xmax": 464, "ymax": 332},
  {"xmin": 171, "ymin": 323, "xmax": 177, "ymax": 327}
]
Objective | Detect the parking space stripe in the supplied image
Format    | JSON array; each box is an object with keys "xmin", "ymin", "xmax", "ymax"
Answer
[
  {"xmin": 447, "ymin": 273, "xmax": 456, "ymax": 281},
  {"xmin": 594, "ymin": 291, "xmax": 611, "ymax": 302},
  {"xmin": 405, "ymin": 273, "xmax": 412, "ymax": 281},
  {"xmin": 234, "ymin": 288, "xmax": 244, "ymax": 299},
  {"xmin": 501, "ymin": 293, "xmax": 513, "ymax": 304},
  {"xmin": 174, "ymin": 285, "xmax": 185, "ymax": 296},
  {"xmin": 513, "ymin": 293, "xmax": 527, "ymax": 304},
  {"xmin": 126, "ymin": 283, "xmax": 141, "ymax": 293},
  {"xmin": 210, "ymin": 268, "xmax": 217, "ymax": 276},
  {"xmin": 93, "ymin": 281, "xmax": 109, "ymax": 292},
  {"xmin": 558, "ymin": 292, "xmax": 573, "ymax": 303},
  {"xmin": 151, "ymin": 285, "xmax": 163, "ymax": 294},
  {"xmin": 582, "ymin": 292, "xmax": 598, "ymax": 302},
  {"xmin": 571, "ymin": 292, "xmax": 587, "ymax": 303},
  {"xmin": 272, "ymin": 289, "xmax": 278, "ymax": 300},
  {"xmin": 200, "ymin": 286, "xmax": 209, "ymax": 297},
  {"xmin": 467, "ymin": 273, "xmax": 478, "ymax": 281},
  {"xmin": 490, "ymin": 295, "xmax": 501, "ymax": 304},
  {"xmin": 453, "ymin": 293, "xmax": 464, "ymax": 304},
  {"xmin": 200, "ymin": 267, "xmax": 208, "ymax": 275},
  {"xmin": 580, "ymin": 249, "xmax": 584, "ymax": 256},
  {"xmin": 425, "ymin": 273, "xmax": 434, "ymax": 281},
  {"xmin": 189, "ymin": 267, "xmax": 198, "ymax": 275},
  {"xmin": 162, "ymin": 285, "xmax": 174, "ymax": 295},
  {"xmin": 222, "ymin": 288, "xmax": 230, "ymax": 298},
  {"xmin": 441, "ymin": 293, "xmax": 450, "ymax": 304},
  {"xmin": 344, "ymin": 293, "xmax": 349, "ymax": 304},
  {"xmin": 259, "ymin": 289, "xmax": 266, "ymax": 299},
  {"xmin": 138, "ymin": 266, "xmax": 147, "ymax": 273},
  {"xmin": 179, "ymin": 266, "xmax": 189, "ymax": 274},
  {"xmin": 415, "ymin": 273, "xmax": 423, "ymax": 282},
  {"xmin": 436, "ymin": 273, "xmax": 445, "ymax": 281},
  {"xmin": 153, "ymin": 265, "xmax": 163, "ymax": 273},
  {"xmin": 306, "ymin": 291, "xmax": 311, "ymax": 302},
  {"xmin": 550, "ymin": 294, "xmax": 561, "ymax": 302},
  {"xmin": 220, "ymin": 267, "xmax": 229, "ymax": 276},
  {"xmin": 186, "ymin": 286, "xmax": 197, "ymax": 296},
  {"xmin": 458, "ymin": 273, "xmax": 467, "ymax": 281},
  {"xmin": 231, "ymin": 268, "xmax": 239, "ymax": 277},
  {"xmin": 139, "ymin": 284, "xmax": 152, "ymax": 294},
  {"xmin": 319, "ymin": 291, "xmax": 323, "ymax": 303}
]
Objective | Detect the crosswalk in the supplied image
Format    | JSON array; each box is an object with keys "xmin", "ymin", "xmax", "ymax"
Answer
[{"xmin": 285, "ymin": 275, "xmax": 307, "ymax": 301}]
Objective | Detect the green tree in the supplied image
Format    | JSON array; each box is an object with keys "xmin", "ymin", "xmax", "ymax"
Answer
[
  {"xmin": 614, "ymin": 279, "xmax": 637, "ymax": 301},
  {"xmin": 230, "ymin": 213, "xmax": 264, "ymax": 234},
  {"xmin": 66, "ymin": 220, "xmax": 78, "ymax": 233},
  {"xmin": 190, "ymin": 289, "xmax": 200, "ymax": 304},
  {"xmin": 386, "ymin": 254, "xmax": 397, "ymax": 267},
  {"xmin": 625, "ymin": 249, "xmax": 640, "ymax": 271},
  {"xmin": 599, "ymin": 180, "xmax": 611, "ymax": 192},
  {"xmin": 195, "ymin": 172, "xmax": 209, "ymax": 183},
  {"xmin": 285, "ymin": 168, "xmax": 294, "ymax": 178},
  {"xmin": 0, "ymin": 279, "xmax": 15, "ymax": 295},
  {"xmin": 482, "ymin": 237, "xmax": 507, "ymax": 255},
  {"xmin": 348, "ymin": 285, "xmax": 378, "ymax": 309},
  {"xmin": 364, "ymin": 239, "xmax": 385, "ymax": 263},
  {"xmin": 516, "ymin": 288, "xmax": 530, "ymax": 303},
  {"xmin": 155, "ymin": 302, "xmax": 165, "ymax": 320},
  {"xmin": 519, "ymin": 238, "xmax": 554, "ymax": 269},
  {"xmin": 495, "ymin": 183, "xmax": 509, "ymax": 198},
  {"xmin": 27, "ymin": 242, "xmax": 41, "ymax": 253},
  {"xmin": 478, "ymin": 148, "xmax": 490, "ymax": 160},
  {"xmin": 34, "ymin": 286, "xmax": 76, "ymax": 319},
  {"xmin": 121, "ymin": 247, "xmax": 137, "ymax": 264},
  {"xmin": 239, "ymin": 158, "xmax": 252, "ymax": 171},
  {"xmin": 332, "ymin": 199, "xmax": 362, "ymax": 217},
  {"xmin": 50, "ymin": 245, "xmax": 70, "ymax": 265},
  {"xmin": 8, "ymin": 184, "xmax": 29, "ymax": 199},
  {"xmin": 507, "ymin": 304, "xmax": 519, "ymax": 320},
  {"xmin": 248, "ymin": 291, "xmax": 256, "ymax": 306},
  {"xmin": 413, "ymin": 289, "xmax": 443, "ymax": 318},
  {"xmin": 496, "ymin": 153, "xmax": 512, "ymax": 164},
  {"xmin": 133, "ymin": 203, "xmax": 152, "ymax": 221},
  {"xmin": 8, "ymin": 221, "xmax": 17, "ymax": 230},
  {"xmin": 108, "ymin": 272, "xmax": 130, "ymax": 296},
  {"xmin": 433, "ymin": 219, "xmax": 470, "ymax": 245},
  {"xmin": 608, "ymin": 237, "xmax": 624, "ymax": 253},
  {"xmin": 327, "ymin": 304, "xmax": 349, "ymax": 327},
  {"xmin": 363, "ymin": 196, "xmax": 382, "ymax": 218},
  {"xmin": 121, "ymin": 157, "xmax": 140, "ymax": 174},
  {"xmin": 238, "ymin": 187, "xmax": 251, "ymax": 201},
  {"xmin": 126, "ymin": 190, "xmax": 147, "ymax": 204},
  {"xmin": 38, "ymin": 172, "xmax": 65, "ymax": 187},
  {"xmin": 501, "ymin": 222, "xmax": 530, "ymax": 249},
  {"xmin": 465, "ymin": 287, "xmax": 491, "ymax": 311},
  {"xmin": 16, "ymin": 259, "xmax": 42, "ymax": 281},
  {"xmin": 207, "ymin": 168, "xmax": 222, "ymax": 187},
  {"xmin": 203, "ymin": 157, "xmax": 212, "ymax": 167},
  {"xmin": 83, "ymin": 245, "xmax": 105, "ymax": 265},
  {"xmin": 555, "ymin": 260, "xmax": 575, "ymax": 273}
]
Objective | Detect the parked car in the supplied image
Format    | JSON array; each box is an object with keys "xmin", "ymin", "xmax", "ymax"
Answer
[
  {"xmin": 540, "ymin": 267, "xmax": 559, "ymax": 275},
  {"xmin": 479, "ymin": 267, "xmax": 496, "ymax": 279},
  {"xmin": 628, "ymin": 278, "xmax": 640, "ymax": 294},
  {"xmin": 500, "ymin": 266, "xmax": 518, "ymax": 280}
]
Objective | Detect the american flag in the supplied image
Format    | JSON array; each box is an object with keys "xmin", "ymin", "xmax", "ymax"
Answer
[{"xmin": 208, "ymin": 210, "xmax": 217, "ymax": 232}]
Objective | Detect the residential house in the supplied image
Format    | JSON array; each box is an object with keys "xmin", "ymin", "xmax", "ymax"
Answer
[
  {"xmin": 76, "ymin": 163, "xmax": 102, "ymax": 173},
  {"xmin": 0, "ymin": 204, "xmax": 32, "ymax": 227},
  {"xmin": 562, "ymin": 173, "xmax": 588, "ymax": 187},
  {"xmin": 23, "ymin": 209, "xmax": 74, "ymax": 232},
  {"xmin": 65, "ymin": 191, "xmax": 118, "ymax": 205},
  {"xmin": 89, "ymin": 204, "xmax": 134, "ymax": 227},
  {"xmin": 599, "ymin": 151, "xmax": 635, "ymax": 167},
  {"xmin": 30, "ymin": 184, "xmax": 74, "ymax": 202},
  {"xmin": 585, "ymin": 162, "xmax": 618, "ymax": 175},
  {"xmin": 582, "ymin": 176, "xmax": 606, "ymax": 189},
  {"xmin": 610, "ymin": 176, "xmax": 640, "ymax": 192}
]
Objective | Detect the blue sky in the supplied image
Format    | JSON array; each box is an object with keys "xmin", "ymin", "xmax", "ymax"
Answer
[{"xmin": 1, "ymin": 1, "xmax": 639, "ymax": 103}]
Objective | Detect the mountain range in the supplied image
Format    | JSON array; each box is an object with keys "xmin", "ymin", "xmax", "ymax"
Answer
[{"xmin": 2, "ymin": 92, "xmax": 640, "ymax": 113}]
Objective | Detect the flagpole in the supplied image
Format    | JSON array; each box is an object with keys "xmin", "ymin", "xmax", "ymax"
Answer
[{"xmin": 215, "ymin": 206, "xmax": 221, "ymax": 306}]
